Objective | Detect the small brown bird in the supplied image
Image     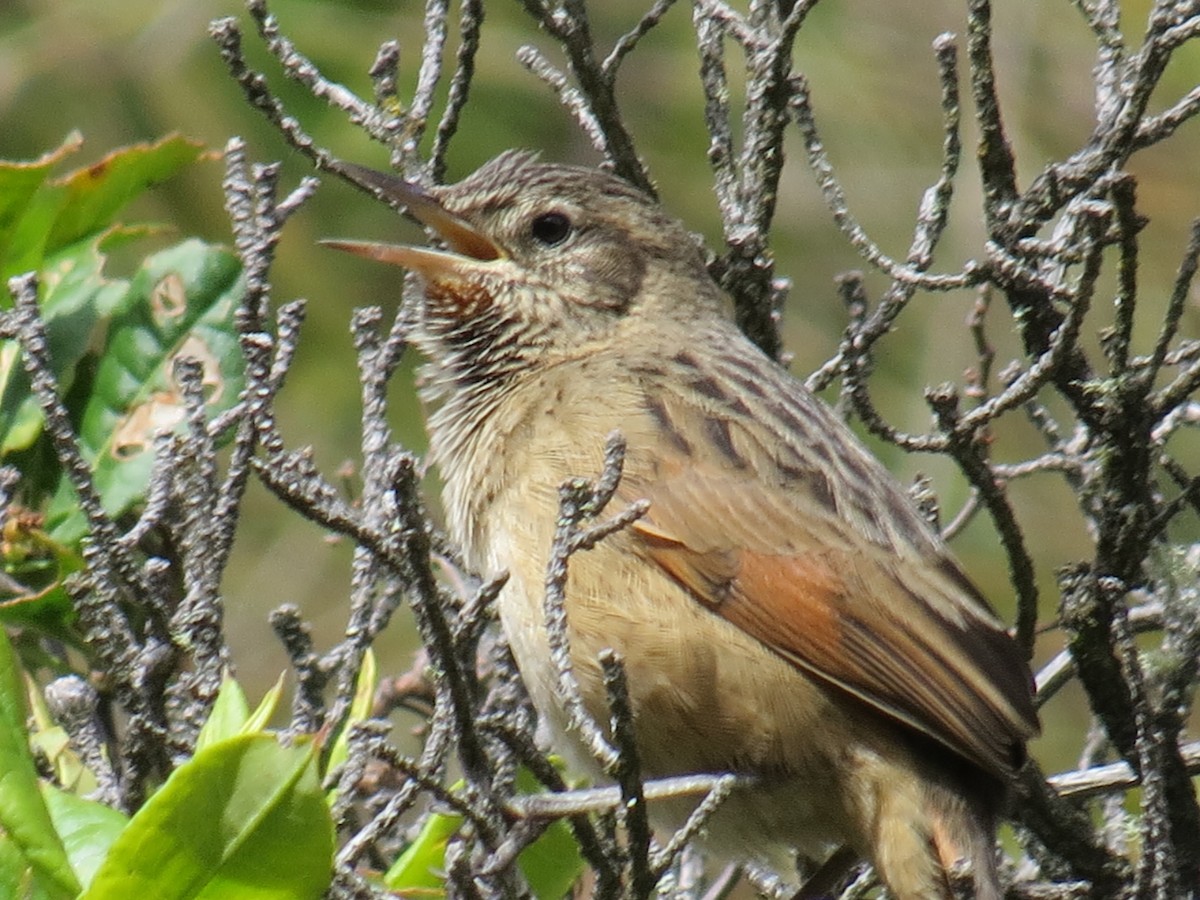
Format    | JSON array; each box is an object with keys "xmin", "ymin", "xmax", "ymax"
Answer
[{"xmin": 326, "ymin": 151, "xmax": 1039, "ymax": 899}]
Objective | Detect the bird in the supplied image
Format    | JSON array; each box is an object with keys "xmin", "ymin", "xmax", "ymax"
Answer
[{"xmin": 324, "ymin": 150, "xmax": 1040, "ymax": 899}]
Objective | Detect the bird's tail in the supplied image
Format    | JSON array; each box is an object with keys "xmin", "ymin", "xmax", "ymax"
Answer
[{"xmin": 930, "ymin": 800, "xmax": 1003, "ymax": 900}]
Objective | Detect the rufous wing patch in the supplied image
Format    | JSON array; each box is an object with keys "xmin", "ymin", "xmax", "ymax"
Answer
[
  {"xmin": 632, "ymin": 512, "xmax": 1029, "ymax": 780},
  {"xmin": 621, "ymin": 386, "xmax": 1037, "ymax": 779}
]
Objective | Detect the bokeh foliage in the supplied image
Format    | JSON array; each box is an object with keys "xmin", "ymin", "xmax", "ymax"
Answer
[
  {"xmin": 1, "ymin": 1, "xmax": 1199, "ymax": 896},
  {"xmin": 4, "ymin": 0, "xmax": 1198, "ymax": 703}
]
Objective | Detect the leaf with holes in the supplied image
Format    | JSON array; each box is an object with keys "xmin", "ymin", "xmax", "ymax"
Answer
[
  {"xmin": 0, "ymin": 137, "xmax": 235, "ymax": 637},
  {"xmin": 45, "ymin": 238, "xmax": 245, "ymax": 545},
  {"xmin": 0, "ymin": 135, "xmax": 207, "ymax": 474}
]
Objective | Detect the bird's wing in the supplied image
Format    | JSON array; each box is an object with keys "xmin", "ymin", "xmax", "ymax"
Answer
[{"xmin": 621, "ymin": 359, "xmax": 1039, "ymax": 780}]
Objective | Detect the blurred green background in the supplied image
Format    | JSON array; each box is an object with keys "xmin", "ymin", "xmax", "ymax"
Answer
[{"xmin": 2, "ymin": 0, "xmax": 1198, "ymax": 771}]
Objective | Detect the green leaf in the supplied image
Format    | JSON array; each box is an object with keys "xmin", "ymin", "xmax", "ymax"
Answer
[
  {"xmin": 0, "ymin": 835, "xmax": 29, "ymax": 899},
  {"xmin": 27, "ymin": 725, "xmax": 92, "ymax": 796},
  {"xmin": 46, "ymin": 239, "xmax": 245, "ymax": 543},
  {"xmin": 0, "ymin": 629, "xmax": 81, "ymax": 899},
  {"xmin": 383, "ymin": 806, "xmax": 460, "ymax": 895},
  {"xmin": 326, "ymin": 648, "xmax": 376, "ymax": 786},
  {"xmin": 40, "ymin": 784, "xmax": 127, "ymax": 891},
  {"xmin": 195, "ymin": 673, "xmax": 250, "ymax": 753},
  {"xmin": 0, "ymin": 833, "xmax": 69, "ymax": 900},
  {"xmin": 194, "ymin": 672, "xmax": 283, "ymax": 753},
  {"xmin": 0, "ymin": 136, "xmax": 232, "ymax": 568},
  {"xmin": 82, "ymin": 734, "xmax": 334, "ymax": 900},
  {"xmin": 43, "ymin": 135, "xmax": 204, "ymax": 257},
  {"xmin": 24, "ymin": 673, "xmax": 94, "ymax": 793},
  {"xmin": 511, "ymin": 769, "xmax": 584, "ymax": 899},
  {"xmin": 240, "ymin": 673, "xmax": 285, "ymax": 736},
  {"xmin": 0, "ymin": 235, "xmax": 128, "ymax": 456},
  {"xmin": 0, "ymin": 134, "xmax": 204, "ymax": 281},
  {"xmin": 0, "ymin": 522, "xmax": 82, "ymax": 637},
  {"xmin": 383, "ymin": 767, "xmax": 584, "ymax": 899},
  {"xmin": 0, "ymin": 133, "xmax": 82, "ymax": 279}
]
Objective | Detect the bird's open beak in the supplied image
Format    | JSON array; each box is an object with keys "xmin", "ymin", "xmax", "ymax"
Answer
[{"xmin": 321, "ymin": 161, "xmax": 502, "ymax": 279}]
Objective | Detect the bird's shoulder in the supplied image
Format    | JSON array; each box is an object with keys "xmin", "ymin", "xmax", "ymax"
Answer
[{"xmin": 617, "ymin": 332, "xmax": 941, "ymax": 561}]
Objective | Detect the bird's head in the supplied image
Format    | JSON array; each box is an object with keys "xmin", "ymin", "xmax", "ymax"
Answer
[{"xmin": 324, "ymin": 151, "xmax": 726, "ymax": 389}]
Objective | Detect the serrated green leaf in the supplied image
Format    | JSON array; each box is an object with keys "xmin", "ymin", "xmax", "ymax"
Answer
[
  {"xmin": 46, "ymin": 239, "xmax": 244, "ymax": 543},
  {"xmin": 43, "ymin": 135, "xmax": 204, "ymax": 257},
  {"xmin": 0, "ymin": 629, "xmax": 81, "ymax": 899},
  {"xmin": 82, "ymin": 734, "xmax": 333, "ymax": 900},
  {"xmin": 195, "ymin": 673, "xmax": 251, "ymax": 753},
  {"xmin": 40, "ymin": 784, "xmax": 127, "ymax": 891},
  {"xmin": 0, "ymin": 133, "xmax": 82, "ymax": 279}
]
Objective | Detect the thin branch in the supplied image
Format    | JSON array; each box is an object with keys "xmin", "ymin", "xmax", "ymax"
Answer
[
  {"xmin": 1049, "ymin": 740, "xmax": 1200, "ymax": 801},
  {"xmin": 790, "ymin": 74, "xmax": 982, "ymax": 292},
  {"xmin": 430, "ymin": 0, "xmax": 485, "ymax": 181},
  {"xmin": 602, "ymin": 0, "xmax": 679, "ymax": 79}
]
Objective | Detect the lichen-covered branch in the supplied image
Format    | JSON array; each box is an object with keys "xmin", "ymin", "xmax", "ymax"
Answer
[{"xmin": 10, "ymin": 1, "xmax": 1195, "ymax": 898}]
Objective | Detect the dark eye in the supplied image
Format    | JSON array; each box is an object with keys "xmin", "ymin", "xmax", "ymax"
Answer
[{"xmin": 530, "ymin": 211, "xmax": 572, "ymax": 247}]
